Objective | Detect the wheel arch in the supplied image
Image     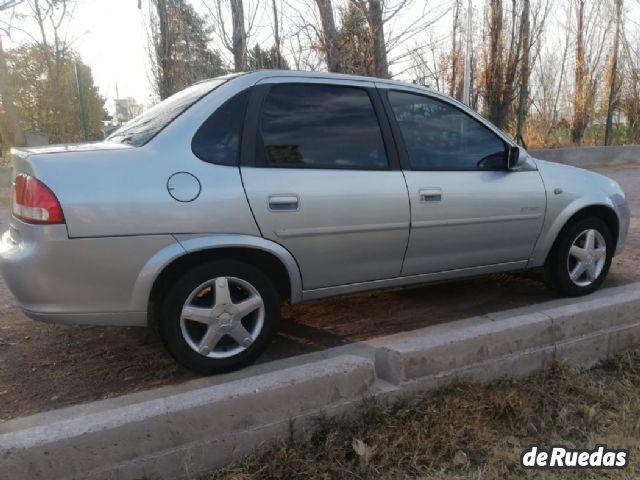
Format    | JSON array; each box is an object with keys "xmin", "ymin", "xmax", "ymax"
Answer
[
  {"xmin": 538, "ymin": 203, "xmax": 620, "ymax": 267},
  {"xmin": 140, "ymin": 235, "xmax": 303, "ymax": 327}
]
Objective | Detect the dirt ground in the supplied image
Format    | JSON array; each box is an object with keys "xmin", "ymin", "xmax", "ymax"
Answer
[{"xmin": 0, "ymin": 166, "xmax": 638, "ymax": 421}]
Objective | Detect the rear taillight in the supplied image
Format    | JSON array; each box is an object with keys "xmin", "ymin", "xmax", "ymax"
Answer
[{"xmin": 12, "ymin": 174, "xmax": 65, "ymax": 224}]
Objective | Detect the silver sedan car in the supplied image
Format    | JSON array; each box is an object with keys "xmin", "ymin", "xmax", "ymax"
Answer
[{"xmin": 0, "ymin": 71, "xmax": 630, "ymax": 374}]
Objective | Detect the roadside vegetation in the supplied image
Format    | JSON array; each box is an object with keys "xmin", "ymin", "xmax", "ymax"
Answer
[{"xmin": 203, "ymin": 348, "xmax": 640, "ymax": 479}]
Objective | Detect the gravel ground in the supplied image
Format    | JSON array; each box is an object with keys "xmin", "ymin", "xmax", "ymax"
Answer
[{"xmin": 0, "ymin": 166, "xmax": 638, "ymax": 421}]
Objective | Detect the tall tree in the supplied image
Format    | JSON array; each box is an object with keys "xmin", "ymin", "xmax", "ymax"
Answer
[
  {"xmin": 571, "ymin": 0, "xmax": 609, "ymax": 144},
  {"xmin": 352, "ymin": 0, "xmax": 389, "ymax": 78},
  {"xmin": 271, "ymin": 0, "xmax": 282, "ymax": 69},
  {"xmin": 0, "ymin": 35, "xmax": 25, "ymax": 156},
  {"xmin": 621, "ymin": 24, "xmax": 640, "ymax": 143},
  {"xmin": 515, "ymin": 0, "xmax": 530, "ymax": 146},
  {"xmin": 247, "ymin": 43, "xmax": 289, "ymax": 70},
  {"xmin": 28, "ymin": 0, "xmax": 72, "ymax": 139},
  {"xmin": 150, "ymin": 0, "xmax": 226, "ymax": 99},
  {"xmin": 448, "ymin": 0, "xmax": 464, "ymax": 99},
  {"xmin": 315, "ymin": 0, "xmax": 342, "ymax": 72},
  {"xmin": 481, "ymin": 0, "xmax": 521, "ymax": 130},
  {"xmin": 604, "ymin": 0, "xmax": 623, "ymax": 146},
  {"xmin": 230, "ymin": 0, "xmax": 247, "ymax": 71},
  {"xmin": 336, "ymin": 3, "xmax": 373, "ymax": 75},
  {"xmin": 6, "ymin": 44, "xmax": 105, "ymax": 142}
]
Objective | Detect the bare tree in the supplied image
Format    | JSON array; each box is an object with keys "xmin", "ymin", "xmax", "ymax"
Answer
[
  {"xmin": 272, "ymin": 0, "xmax": 282, "ymax": 68},
  {"xmin": 621, "ymin": 25, "xmax": 640, "ymax": 143},
  {"xmin": 481, "ymin": 0, "xmax": 521, "ymax": 130},
  {"xmin": 230, "ymin": 0, "xmax": 247, "ymax": 70},
  {"xmin": 314, "ymin": 0, "xmax": 341, "ymax": 72},
  {"xmin": 351, "ymin": 0, "xmax": 388, "ymax": 78},
  {"xmin": 207, "ymin": 0, "xmax": 262, "ymax": 72},
  {"xmin": 447, "ymin": 0, "xmax": 464, "ymax": 99},
  {"xmin": 571, "ymin": 0, "xmax": 610, "ymax": 145},
  {"xmin": 514, "ymin": 0, "xmax": 530, "ymax": 146},
  {"xmin": 28, "ymin": 0, "xmax": 73, "ymax": 139},
  {"xmin": 150, "ymin": 0, "xmax": 225, "ymax": 99},
  {"xmin": 604, "ymin": 0, "xmax": 622, "ymax": 146}
]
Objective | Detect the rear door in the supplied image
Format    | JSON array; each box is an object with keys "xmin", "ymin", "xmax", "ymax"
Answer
[
  {"xmin": 380, "ymin": 87, "xmax": 546, "ymax": 276},
  {"xmin": 240, "ymin": 78, "xmax": 410, "ymax": 290}
]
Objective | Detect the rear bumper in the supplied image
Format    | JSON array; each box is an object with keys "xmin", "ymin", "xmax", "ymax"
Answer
[{"xmin": 0, "ymin": 219, "xmax": 179, "ymax": 327}]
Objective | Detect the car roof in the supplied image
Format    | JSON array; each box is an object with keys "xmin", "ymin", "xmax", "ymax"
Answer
[{"xmin": 240, "ymin": 69, "xmax": 437, "ymax": 93}]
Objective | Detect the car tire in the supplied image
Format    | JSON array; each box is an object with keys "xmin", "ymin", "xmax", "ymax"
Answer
[
  {"xmin": 545, "ymin": 217, "xmax": 613, "ymax": 296},
  {"xmin": 158, "ymin": 260, "xmax": 280, "ymax": 375}
]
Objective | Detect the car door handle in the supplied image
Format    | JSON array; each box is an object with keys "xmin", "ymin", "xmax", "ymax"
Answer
[
  {"xmin": 419, "ymin": 188, "xmax": 442, "ymax": 203},
  {"xmin": 268, "ymin": 194, "xmax": 299, "ymax": 211}
]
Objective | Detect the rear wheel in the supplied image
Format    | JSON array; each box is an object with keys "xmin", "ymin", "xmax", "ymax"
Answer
[
  {"xmin": 545, "ymin": 217, "xmax": 613, "ymax": 296},
  {"xmin": 158, "ymin": 260, "xmax": 280, "ymax": 375}
]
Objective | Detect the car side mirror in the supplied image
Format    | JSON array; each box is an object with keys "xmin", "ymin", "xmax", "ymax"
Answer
[{"xmin": 507, "ymin": 146, "xmax": 524, "ymax": 170}]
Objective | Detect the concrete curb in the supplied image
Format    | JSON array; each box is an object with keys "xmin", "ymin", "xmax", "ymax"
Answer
[
  {"xmin": 531, "ymin": 145, "xmax": 640, "ymax": 169},
  {"xmin": 1, "ymin": 282, "xmax": 640, "ymax": 480}
]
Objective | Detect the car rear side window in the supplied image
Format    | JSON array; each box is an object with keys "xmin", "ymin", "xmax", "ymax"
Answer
[
  {"xmin": 192, "ymin": 89, "xmax": 250, "ymax": 166},
  {"xmin": 257, "ymin": 84, "xmax": 388, "ymax": 170},
  {"xmin": 387, "ymin": 91, "xmax": 507, "ymax": 171}
]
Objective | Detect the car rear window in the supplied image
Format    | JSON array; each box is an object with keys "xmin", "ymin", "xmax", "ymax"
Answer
[{"xmin": 107, "ymin": 77, "xmax": 230, "ymax": 147}]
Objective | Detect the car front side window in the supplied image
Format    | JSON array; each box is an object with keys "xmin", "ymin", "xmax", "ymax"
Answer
[{"xmin": 387, "ymin": 90, "xmax": 507, "ymax": 171}]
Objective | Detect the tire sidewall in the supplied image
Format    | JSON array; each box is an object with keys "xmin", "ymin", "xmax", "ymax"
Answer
[
  {"xmin": 551, "ymin": 217, "xmax": 613, "ymax": 296},
  {"xmin": 159, "ymin": 260, "xmax": 280, "ymax": 375}
]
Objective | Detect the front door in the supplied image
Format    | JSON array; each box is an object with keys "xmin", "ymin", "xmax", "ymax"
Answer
[
  {"xmin": 241, "ymin": 80, "xmax": 410, "ymax": 290},
  {"xmin": 382, "ymin": 88, "xmax": 546, "ymax": 276}
]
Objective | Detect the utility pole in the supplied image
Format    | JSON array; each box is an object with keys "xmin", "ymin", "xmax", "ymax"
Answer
[
  {"xmin": 75, "ymin": 62, "xmax": 89, "ymax": 141},
  {"xmin": 462, "ymin": 0, "xmax": 472, "ymax": 106}
]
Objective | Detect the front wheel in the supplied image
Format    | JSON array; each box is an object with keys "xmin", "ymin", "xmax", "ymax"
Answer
[
  {"xmin": 158, "ymin": 260, "xmax": 280, "ymax": 375},
  {"xmin": 545, "ymin": 217, "xmax": 613, "ymax": 296}
]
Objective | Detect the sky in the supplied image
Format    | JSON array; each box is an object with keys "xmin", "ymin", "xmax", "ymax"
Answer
[
  {"xmin": 3, "ymin": 0, "xmax": 640, "ymax": 115},
  {"xmin": 2, "ymin": 0, "xmax": 451, "ymax": 113},
  {"xmin": 4, "ymin": 0, "xmax": 154, "ymax": 112}
]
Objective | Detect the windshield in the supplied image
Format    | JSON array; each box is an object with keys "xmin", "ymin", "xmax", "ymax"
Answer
[{"xmin": 107, "ymin": 78, "xmax": 227, "ymax": 147}]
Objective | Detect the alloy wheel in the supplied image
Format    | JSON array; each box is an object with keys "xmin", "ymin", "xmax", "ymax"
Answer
[
  {"xmin": 566, "ymin": 229, "xmax": 607, "ymax": 287},
  {"xmin": 179, "ymin": 276, "xmax": 265, "ymax": 359}
]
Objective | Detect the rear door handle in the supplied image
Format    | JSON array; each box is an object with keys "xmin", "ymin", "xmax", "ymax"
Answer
[
  {"xmin": 419, "ymin": 188, "xmax": 442, "ymax": 203},
  {"xmin": 268, "ymin": 194, "xmax": 299, "ymax": 211}
]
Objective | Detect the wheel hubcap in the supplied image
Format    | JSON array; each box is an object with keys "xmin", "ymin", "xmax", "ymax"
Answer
[
  {"xmin": 180, "ymin": 276, "xmax": 265, "ymax": 359},
  {"xmin": 566, "ymin": 229, "xmax": 607, "ymax": 287}
]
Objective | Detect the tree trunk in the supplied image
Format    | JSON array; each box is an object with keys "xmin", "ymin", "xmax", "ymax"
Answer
[
  {"xmin": 515, "ymin": 0, "xmax": 530, "ymax": 147},
  {"xmin": 272, "ymin": 0, "xmax": 282, "ymax": 69},
  {"xmin": 155, "ymin": 0, "xmax": 174, "ymax": 99},
  {"xmin": 230, "ymin": 0, "xmax": 247, "ymax": 71},
  {"xmin": 0, "ymin": 35, "xmax": 25, "ymax": 156},
  {"xmin": 315, "ymin": 0, "xmax": 341, "ymax": 72},
  {"xmin": 604, "ymin": 0, "xmax": 622, "ymax": 146},
  {"xmin": 571, "ymin": 0, "xmax": 588, "ymax": 145},
  {"xmin": 485, "ymin": 0, "xmax": 505, "ymax": 127},
  {"xmin": 367, "ymin": 0, "xmax": 389, "ymax": 78}
]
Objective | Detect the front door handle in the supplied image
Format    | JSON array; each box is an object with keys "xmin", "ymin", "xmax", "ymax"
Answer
[
  {"xmin": 419, "ymin": 188, "xmax": 442, "ymax": 203},
  {"xmin": 268, "ymin": 194, "xmax": 299, "ymax": 211}
]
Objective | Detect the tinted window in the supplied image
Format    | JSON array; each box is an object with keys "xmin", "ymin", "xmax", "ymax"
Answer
[
  {"xmin": 258, "ymin": 84, "xmax": 388, "ymax": 169},
  {"xmin": 192, "ymin": 89, "xmax": 249, "ymax": 165},
  {"xmin": 387, "ymin": 91, "xmax": 506, "ymax": 170}
]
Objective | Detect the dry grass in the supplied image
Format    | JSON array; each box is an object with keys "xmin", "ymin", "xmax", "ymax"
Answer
[{"xmin": 202, "ymin": 348, "xmax": 640, "ymax": 480}]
